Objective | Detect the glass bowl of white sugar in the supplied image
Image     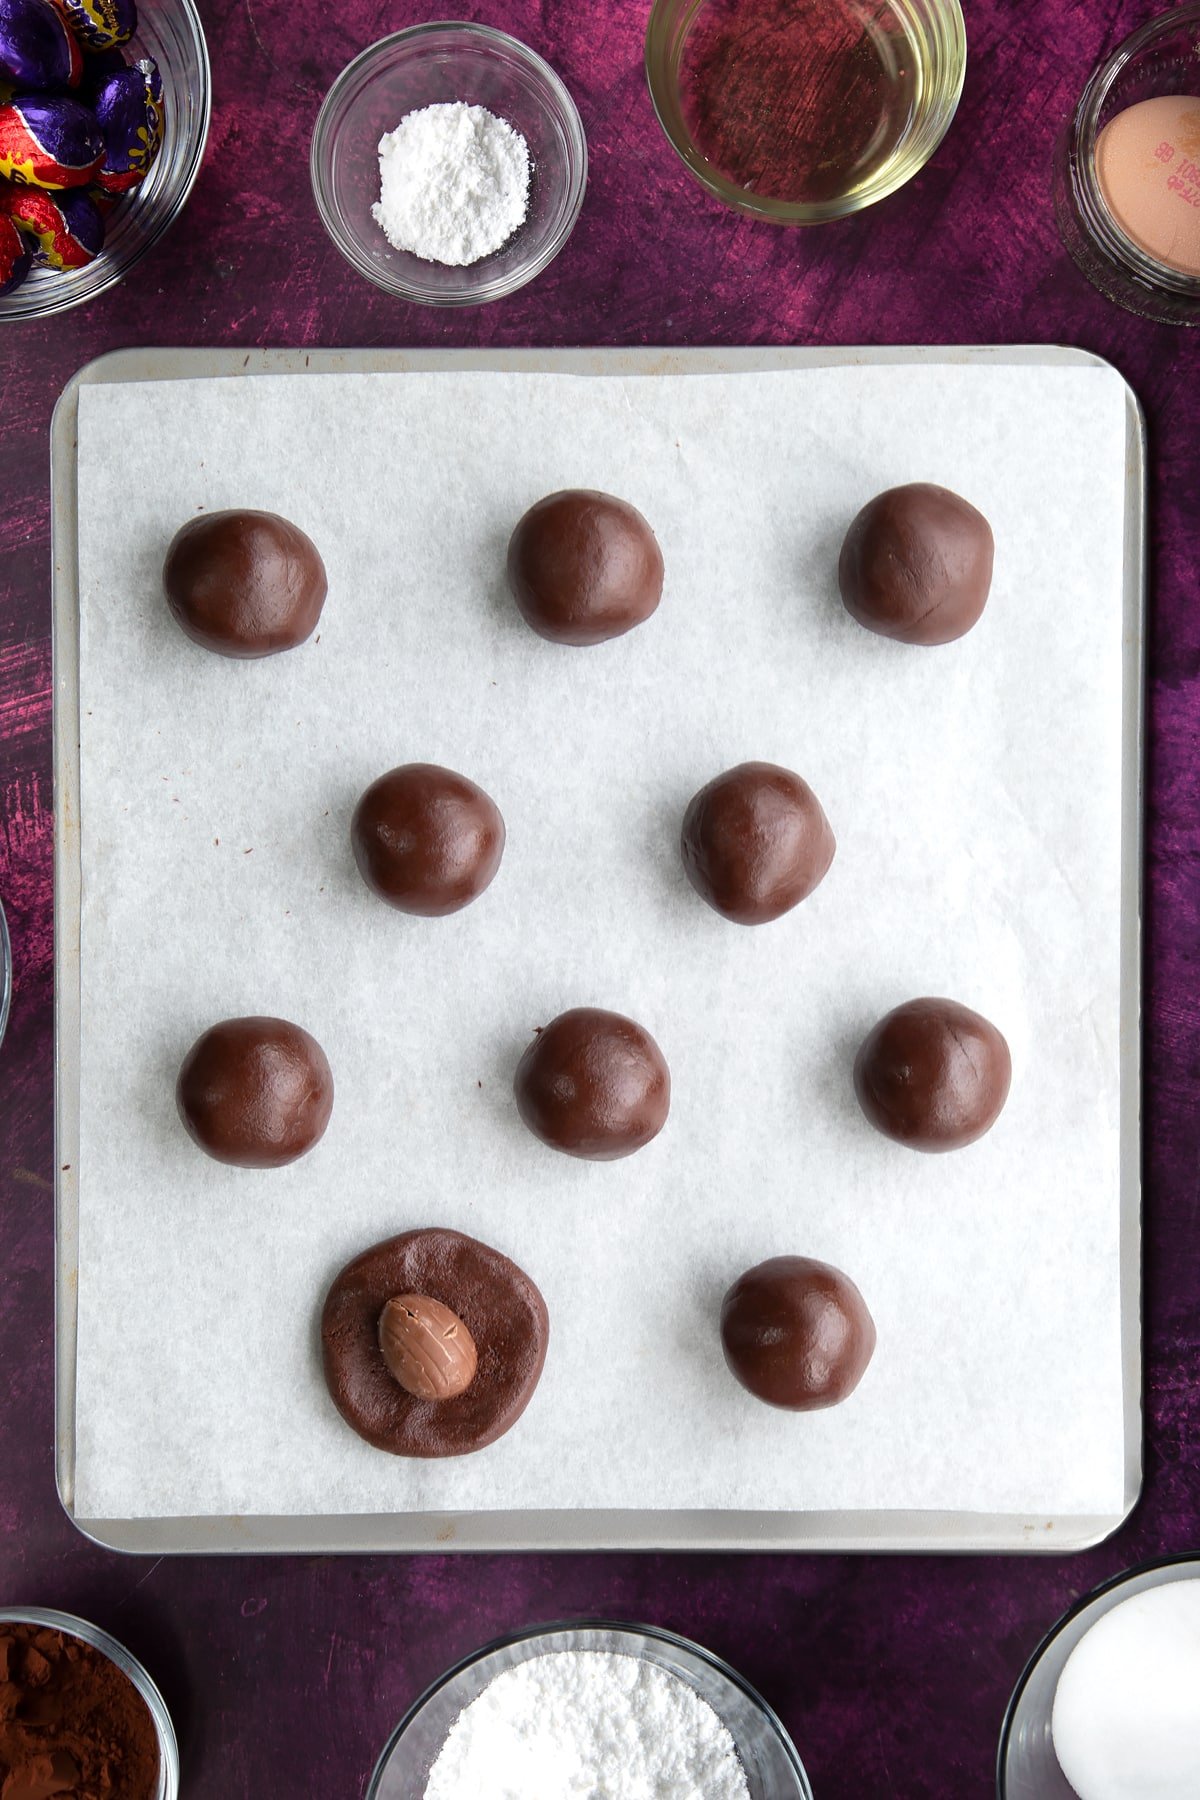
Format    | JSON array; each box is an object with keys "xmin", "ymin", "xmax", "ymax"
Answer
[
  {"xmin": 998, "ymin": 1556, "xmax": 1200, "ymax": 1799},
  {"xmin": 367, "ymin": 1620, "xmax": 813, "ymax": 1799},
  {"xmin": 311, "ymin": 21, "xmax": 587, "ymax": 306}
]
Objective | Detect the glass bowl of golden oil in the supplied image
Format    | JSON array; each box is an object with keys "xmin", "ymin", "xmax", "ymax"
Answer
[{"xmin": 646, "ymin": 0, "xmax": 965, "ymax": 223}]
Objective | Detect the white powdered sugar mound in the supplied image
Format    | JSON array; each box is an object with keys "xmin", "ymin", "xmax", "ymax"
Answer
[
  {"xmin": 423, "ymin": 1650, "xmax": 752, "ymax": 1800},
  {"xmin": 372, "ymin": 101, "xmax": 530, "ymax": 267}
]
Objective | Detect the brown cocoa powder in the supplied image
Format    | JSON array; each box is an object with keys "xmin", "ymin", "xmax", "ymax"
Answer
[{"xmin": 0, "ymin": 1624, "xmax": 159, "ymax": 1800}]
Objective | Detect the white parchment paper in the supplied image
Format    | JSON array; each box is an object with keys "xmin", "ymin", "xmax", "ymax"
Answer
[{"xmin": 72, "ymin": 364, "xmax": 1130, "ymax": 1521}]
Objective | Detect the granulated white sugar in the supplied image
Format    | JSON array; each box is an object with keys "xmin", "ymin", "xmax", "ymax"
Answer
[
  {"xmin": 1051, "ymin": 1580, "xmax": 1200, "ymax": 1800},
  {"xmin": 372, "ymin": 102, "xmax": 530, "ymax": 267},
  {"xmin": 423, "ymin": 1650, "xmax": 752, "ymax": 1800}
]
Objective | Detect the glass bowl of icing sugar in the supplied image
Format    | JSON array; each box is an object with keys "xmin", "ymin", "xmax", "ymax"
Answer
[
  {"xmin": 311, "ymin": 21, "xmax": 587, "ymax": 307},
  {"xmin": 367, "ymin": 1620, "xmax": 813, "ymax": 1799}
]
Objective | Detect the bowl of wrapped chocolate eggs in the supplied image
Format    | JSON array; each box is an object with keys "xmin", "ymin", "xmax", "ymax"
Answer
[{"xmin": 0, "ymin": 0, "xmax": 210, "ymax": 317}]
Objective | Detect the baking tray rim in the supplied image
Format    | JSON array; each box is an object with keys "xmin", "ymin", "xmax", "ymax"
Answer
[{"xmin": 50, "ymin": 343, "xmax": 1144, "ymax": 1555}]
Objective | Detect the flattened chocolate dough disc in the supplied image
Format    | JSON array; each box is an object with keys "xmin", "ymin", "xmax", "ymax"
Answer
[{"xmin": 321, "ymin": 1229, "xmax": 549, "ymax": 1457}]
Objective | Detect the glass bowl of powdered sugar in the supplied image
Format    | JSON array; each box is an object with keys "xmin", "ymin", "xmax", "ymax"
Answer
[
  {"xmin": 311, "ymin": 21, "xmax": 587, "ymax": 306},
  {"xmin": 366, "ymin": 1619, "xmax": 813, "ymax": 1800}
]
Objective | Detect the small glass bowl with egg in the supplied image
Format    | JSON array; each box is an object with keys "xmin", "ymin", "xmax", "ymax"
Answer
[
  {"xmin": 310, "ymin": 22, "xmax": 587, "ymax": 306},
  {"xmin": 998, "ymin": 1555, "xmax": 1200, "ymax": 1799}
]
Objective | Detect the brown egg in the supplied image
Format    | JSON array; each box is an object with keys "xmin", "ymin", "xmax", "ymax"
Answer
[
  {"xmin": 681, "ymin": 761, "xmax": 835, "ymax": 925},
  {"xmin": 506, "ymin": 489, "xmax": 664, "ymax": 646},
  {"xmin": 163, "ymin": 509, "xmax": 327, "ymax": 658},
  {"xmin": 838, "ymin": 483, "xmax": 994, "ymax": 646},
  {"xmin": 176, "ymin": 1016, "xmax": 334, "ymax": 1168},
  {"xmin": 854, "ymin": 996, "xmax": 1011, "ymax": 1151},
  {"xmin": 351, "ymin": 764, "xmax": 505, "ymax": 917},
  {"xmin": 721, "ymin": 1255, "xmax": 876, "ymax": 1410},
  {"xmin": 514, "ymin": 1007, "xmax": 670, "ymax": 1160}
]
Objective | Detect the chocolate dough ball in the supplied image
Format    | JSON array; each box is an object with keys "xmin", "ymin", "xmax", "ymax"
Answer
[
  {"xmin": 721, "ymin": 1255, "xmax": 876, "ymax": 1411},
  {"xmin": 321, "ymin": 1228, "xmax": 549, "ymax": 1457},
  {"xmin": 514, "ymin": 1007, "xmax": 670, "ymax": 1161},
  {"xmin": 351, "ymin": 763, "xmax": 505, "ymax": 917},
  {"xmin": 854, "ymin": 996, "xmax": 1011, "ymax": 1151},
  {"xmin": 838, "ymin": 483, "xmax": 994, "ymax": 646},
  {"xmin": 681, "ymin": 761, "xmax": 835, "ymax": 925},
  {"xmin": 163, "ymin": 509, "xmax": 327, "ymax": 658},
  {"xmin": 177, "ymin": 1016, "xmax": 333, "ymax": 1168},
  {"xmin": 506, "ymin": 489, "xmax": 664, "ymax": 646}
]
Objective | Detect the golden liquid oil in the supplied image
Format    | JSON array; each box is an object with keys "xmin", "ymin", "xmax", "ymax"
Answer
[{"xmin": 676, "ymin": 0, "xmax": 934, "ymax": 207}]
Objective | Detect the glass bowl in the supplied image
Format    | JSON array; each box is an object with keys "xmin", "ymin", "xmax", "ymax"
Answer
[
  {"xmin": 0, "ymin": 1606, "xmax": 179, "ymax": 1798},
  {"xmin": 1054, "ymin": 5, "xmax": 1200, "ymax": 325},
  {"xmin": 0, "ymin": 0, "xmax": 211, "ymax": 321},
  {"xmin": 645, "ymin": 0, "xmax": 965, "ymax": 224},
  {"xmin": 0, "ymin": 895, "xmax": 10, "ymax": 1048},
  {"xmin": 367, "ymin": 1620, "xmax": 812, "ymax": 1799},
  {"xmin": 310, "ymin": 22, "xmax": 587, "ymax": 306},
  {"xmin": 997, "ymin": 1555, "xmax": 1200, "ymax": 1798}
]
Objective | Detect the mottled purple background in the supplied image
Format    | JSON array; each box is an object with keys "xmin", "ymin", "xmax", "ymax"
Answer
[{"xmin": 1, "ymin": 0, "xmax": 1197, "ymax": 1793}]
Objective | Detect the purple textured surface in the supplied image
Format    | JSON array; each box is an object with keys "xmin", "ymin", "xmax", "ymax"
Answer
[{"xmin": 0, "ymin": 1, "xmax": 1197, "ymax": 1794}]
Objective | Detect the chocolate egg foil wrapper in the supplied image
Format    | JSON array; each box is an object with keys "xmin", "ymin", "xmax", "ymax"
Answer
[
  {"xmin": 57, "ymin": 0, "xmax": 135, "ymax": 52},
  {"xmin": 0, "ymin": 207, "xmax": 30, "ymax": 289},
  {"xmin": 0, "ymin": 177, "xmax": 101, "ymax": 264},
  {"xmin": 92, "ymin": 52, "xmax": 159, "ymax": 192},
  {"xmin": 0, "ymin": 0, "xmax": 82, "ymax": 90},
  {"xmin": 0, "ymin": 91, "xmax": 103, "ymax": 186}
]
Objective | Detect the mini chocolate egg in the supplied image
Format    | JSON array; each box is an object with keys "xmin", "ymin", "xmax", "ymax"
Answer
[
  {"xmin": 0, "ymin": 210, "xmax": 30, "ymax": 290},
  {"xmin": 91, "ymin": 54, "xmax": 160, "ymax": 192},
  {"xmin": 0, "ymin": 179, "xmax": 101, "ymax": 264},
  {"xmin": 0, "ymin": 0, "xmax": 82, "ymax": 89},
  {"xmin": 0, "ymin": 93, "xmax": 103, "ymax": 186},
  {"xmin": 57, "ymin": 0, "xmax": 135, "ymax": 51}
]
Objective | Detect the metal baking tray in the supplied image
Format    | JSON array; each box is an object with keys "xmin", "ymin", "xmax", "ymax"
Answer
[{"xmin": 51, "ymin": 345, "xmax": 1144, "ymax": 1554}]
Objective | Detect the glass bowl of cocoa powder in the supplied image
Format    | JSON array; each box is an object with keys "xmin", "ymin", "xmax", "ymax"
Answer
[{"xmin": 0, "ymin": 1609, "xmax": 178, "ymax": 1800}]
